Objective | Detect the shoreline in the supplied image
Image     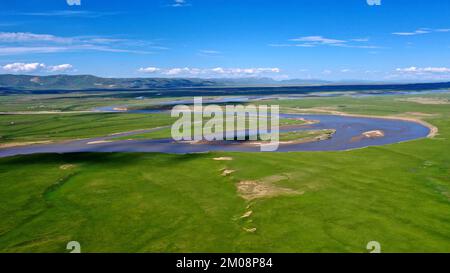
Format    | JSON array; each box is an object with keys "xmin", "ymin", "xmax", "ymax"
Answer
[
  {"xmin": 338, "ymin": 113, "xmax": 438, "ymax": 138},
  {"xmin": 285, "ymin": 108, "xmax": 438, "ymax": 138},
  {"xmin": 0, "ymin": 140, "xmax": 53, "ymax": 149},
  {"xmin": 0, "ymin": 112, "xmax": 436, "ymax": 152},
  {"xmin": 0, "ymin": 111, "xmax": 94, "ymax": 115}
]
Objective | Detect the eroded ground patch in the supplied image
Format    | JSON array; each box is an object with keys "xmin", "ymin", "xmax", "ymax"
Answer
[{"xmin": 237, "ymin": 174, "xmax": 303, "ymax": 200}]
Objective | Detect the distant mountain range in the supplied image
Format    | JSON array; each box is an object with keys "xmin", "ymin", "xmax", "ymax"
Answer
[
  {"xmin": 0, "ymin": 74, "xmax": 449, "ymax": 94},
  {"xmin": 0, "ymin": 74, "xmax": 333, "ymax": 90},
  {"xmin": 0, "ymin": 74, "xmax": 221, "ymax": 90}
]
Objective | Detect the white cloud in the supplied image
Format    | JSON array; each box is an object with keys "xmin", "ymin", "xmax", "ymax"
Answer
[
  {"xmin": 367, "ymin": 0, "xmax": 381, "ymax": 6},
  {"xmin": 15, "ymin": 10, "xmax": 116, "ymax": 18},
  {"xmin": 0, "ymin": 45, "xmax": 150, "ymax": 55},
  {"xmin": 206, "ymin": 67, "xmax": 280, "ymax": 76},
  {"xmin": 294, "ymin": 44, "xmax": 316, "ymax": 48},
  {"xmin": 392, "ymin": 28, "xmax": 449, "ymax": 36},
  {"xmin": 47, "ymin": 64, "xmax": 73, "ymax": 72},
  {"xmin": 172, "ymin": 0, "xmax": 189, "ymax": 7},
  {"xmin": 289, "ymin": 36, "xmax": 345, "ymax": 45},
  {"xmin": 198, "ymin": 49, "xmax": 222, "ymax": 56},
  {"xmin": 66, "ymin": 0, "xmax": 81, "ymax": 6},
  {"xmin": 396, "ymin": 66, "xmax": 450, "ymax": 74},
  {"xmin": 351, "ymin": 38, "xmax": 370, "ymax": 42},
  {"xmin": 392, "ymin": 29, "xmax": 430, "ymax": 36},
  {"xmin": 387, "ymin": 67, "xmax": 450, "ymax": 81},
  {"xmin": 138, "ymin": 67, "xmax": 160, "ymax": 73},
  {"xmin": 138, "ymin": 66, "xmax": 281, "ymax": 78},
  {"xmin": 164, "ymin": 67, "xmax": 200, "ymax": 75},
  {"xmin": 2, "ymin": 62, "xmax": 74, "ymax": 73},
  {"xmin": 0, "ymin": 32, "xmax": 160, "ymax": 55},
  {"xmin": 0, "ymin": 46, "xmax": 67, "ymax": 55},
  {"xmin": 199, "ymin": 50, "xmax": 220, "ymax": 54},
  {"xmin": 271, "ymin": 36, "xmax": 379, "ymax": 49},
  {"xmin": 2, "ymin": 62, "xmax": 45, "ymax": 72},
  {"xmin": 0, "ymin": 32, "xmax": 71, "ymax": 43}
]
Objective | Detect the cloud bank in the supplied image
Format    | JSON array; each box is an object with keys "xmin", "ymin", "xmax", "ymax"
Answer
[
  {"xmin": 270, "ymin": 35, "xmax": 379, "ymax": 49},
  {"xmin": 138, "ymin": 66, "xmax": 281, "ymax": 78},
  {"xmin": 0, "ymin": 32, "xmax": 163, "ymax": 55},
  {"xmin": 392, "ymin": 28, "xmax": 450, "ymax": 36},
  {"xmin": 2, "ymin": 62, "xmax": 73, "ymax": 73},
  {"xmin": 396, "ymin": 66, "xmax": 450, "ymax": 74}
]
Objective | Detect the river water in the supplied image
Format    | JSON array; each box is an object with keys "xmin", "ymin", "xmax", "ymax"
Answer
[{"xmin": 0, "ymin": 112, "xmax": 430, "ymax": 157}]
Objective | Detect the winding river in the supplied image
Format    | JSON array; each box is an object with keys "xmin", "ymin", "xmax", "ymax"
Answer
[{"xmin": 0, "ymin": 110, "xmax": 430, "ymax": 157}]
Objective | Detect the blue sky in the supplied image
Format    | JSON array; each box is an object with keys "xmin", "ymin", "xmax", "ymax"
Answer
[{"xmin": 1, "ymin": 0, "xmax": 450, "ymax": 81}]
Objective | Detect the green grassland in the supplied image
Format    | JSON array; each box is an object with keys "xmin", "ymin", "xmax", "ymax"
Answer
[
  {"xmin": 0, "ymin": 92, "xmax": 190, "ymax": 112},
  {"xmin": 0, "ymin": 113, "xmax": 175, "ymax": 144},
  {"xmin": 0, "ymin": 93, "xmax": 449, "ymax": 252},
  {"xmin": 0, "ymin": 113, "xmax": 305, "ymax": 144},
  {"xmin": 0, "ymin": 93, "xmax": 307, "ymax": 144},
  {"xmin": 0, "ymin": 93, "xmax": 126, "ymax": 112},
  {"xmin": 266, "ymin": 92, "xmax": 450, "ymax": 117},
  {"xmin": 112, "ymin": 116, "xmax": 307, "ymax": 141}
]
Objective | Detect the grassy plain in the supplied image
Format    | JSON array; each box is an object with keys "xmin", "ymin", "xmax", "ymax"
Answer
[
  {"xmin": 0, "ymin": 92, "xmax": 449, "ymax": 252},
  {"xmin": 0, "ymin": 113, "xmax": 174, "ymax": 144}
]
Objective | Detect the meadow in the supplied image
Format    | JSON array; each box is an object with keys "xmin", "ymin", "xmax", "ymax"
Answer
[
  {"xmin": 0, "ymin": 92, "xmax": 449, "ymax": 252},
  {"xmin": 0, "ymin": 113, "xmax": 175, "ymax": 145}
]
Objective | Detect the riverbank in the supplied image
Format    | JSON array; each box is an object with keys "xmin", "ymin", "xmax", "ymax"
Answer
[{"xmin": 285, "ymin": 107, "xmax": 438, "ymax": 138}]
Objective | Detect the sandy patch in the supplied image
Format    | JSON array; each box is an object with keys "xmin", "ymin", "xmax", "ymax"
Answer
[
  {"xmin": 287, "ymin": 107, "xmax": 438, "ymax": 138},
  {"xmin": 397, "ymin": 97, "xmax": 450, "ymax": 105},
  {"xmin": 213, "ymin": 157, "xmax": 233, "ymax": 161},
  {"xmin": 243, "ymin": 129, "xmax": 336, "ymax": 147},
  {"xmin": 351, "ymin": 130, "xmax": 385, "ymax": 142},
  {"xmin": 240, "ymin": 210, "xmax": 253, "ymax": 218},
  {"xmin": 237, "ymin": 175, "xmax": 302, "ymax": 200},
  {"xmin": 243, "ymin": 227, "xmax": 257, "ymax": 233},
  {"xmin": 284, "ymin": 117, "xmax": 319, "ymax": 126},
  {"xmin": 0, "ymin": 140, "xmax": 52, "ymax": 149},
  {"xmin": 285, "ymin": 106, "xmax": 342, "ymax": 115},
  {"xmin": 363, "ymin": 130, "xmax": 385, "ymax": 138},
  {"xmin": 86, "ymin": 140, "xmax": 113, "ymax": 145},
  {"xmin": 404, "ymin": 112, "xmax": 439, "ymax": 117},
  {"xmin": 221, "ymin": 169, "xmax": 236, "ymax": 176},
  {"xmin": 60, "ymin": 164, "xmax": 76, "ymax": 170},
  {"xmin": 112, "ymin": 107, "xmax": 128, "ymax": 111}
]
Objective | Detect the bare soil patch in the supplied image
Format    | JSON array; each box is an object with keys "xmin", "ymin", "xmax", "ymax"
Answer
[
  {"xmin": 237, "ymin": 175, "xmax": 303, "ymax": 200},
  {"xmin": 0, "ymin": 140, "xmax": 52, "ymax": 149},
  {"xmin": 112, "ymin": 107, "xmax": 128, "ymax": 111},
  {"xmin": 60, "ymin": 164, "xmax": 76, "ymax": 170},
  {"xmin": 351, "ymin": 130, "xmax": 385, "ymax": 142},
  {"xmin": 397, "ymin": 97, "xmax": 450, "ymax": 105},
  {"xmin": 213, "ymin": 157, "xmax": 233, "ymax": 161},
  {"xmin": 86, "ymin": 140, "xmax": 113, "ymax": 145},
  {"xmin": 288, "ymin": 107, "xmax": 438, "ymax": 138},
  {"xmin": 240, "ymin": 210, "xmax": 253, "ymax": 218},
  {"xmin": 243, "ymin": 227, "xmax": 257, "ymax": 233},
  {"xmin": 221, "ymin": 169, "xmax": 236, "ymax": 176}
]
